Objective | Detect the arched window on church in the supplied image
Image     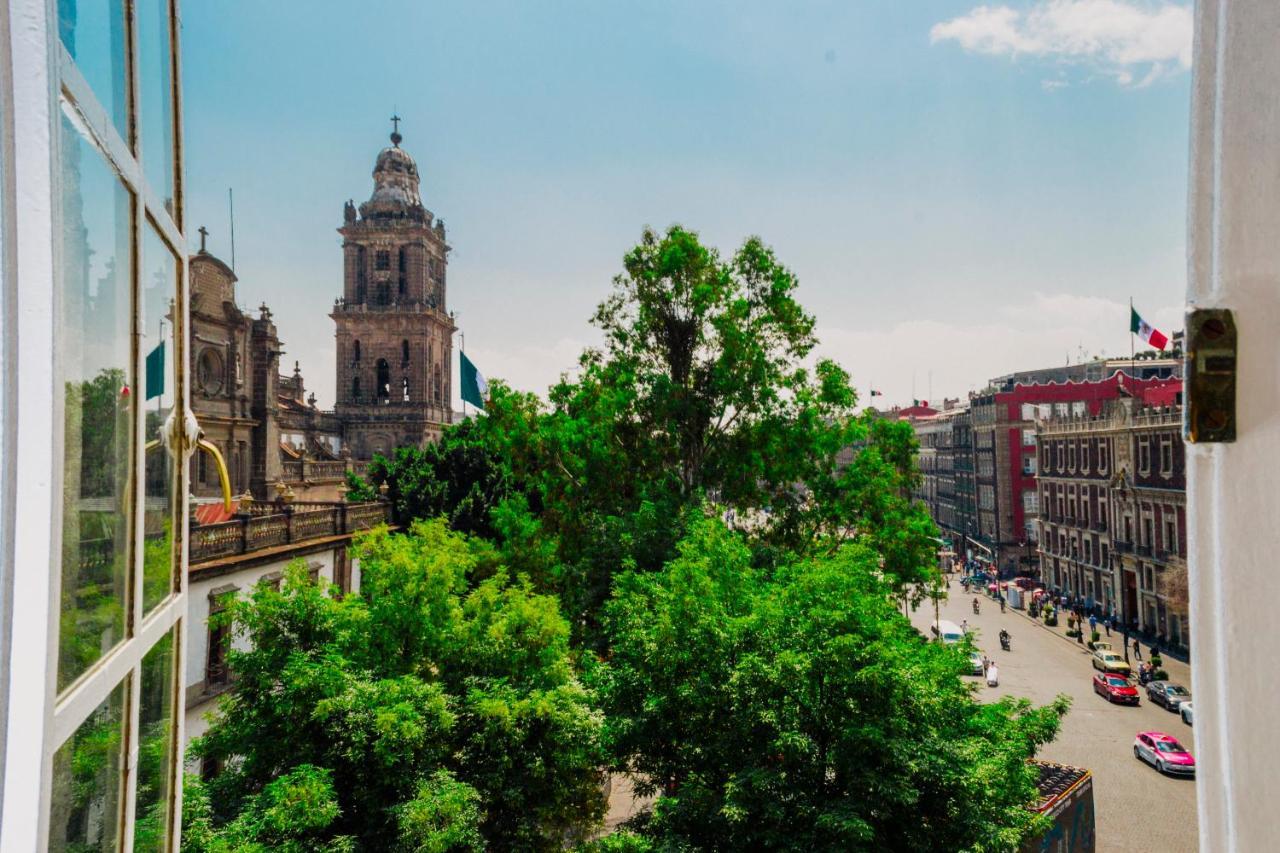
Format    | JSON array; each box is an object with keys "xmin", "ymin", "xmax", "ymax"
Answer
[
  {"xmin": 351, "ymin": 376, "xmax": 361, "ymax": 402},
  {"xmin": 402, "ymin": 377, "xmax": 410, "ymax": 402},
  {"xmin": 401, "ymin": 339, "xmax": 410, "ymax": 366},
  {"xmin": 398, "ymin": 247, "xmax": 407, "ymax": 297},
  {"xmin": 377, "ymin": 283, "xmax": 390, "ymax": 305},
  {"xmin": 352, "ymin": 340, "xmax": 361, "ymax": 364},
  {"xmin": 376, "ymin": 359, "xmax": 391, "ymax": 401}
]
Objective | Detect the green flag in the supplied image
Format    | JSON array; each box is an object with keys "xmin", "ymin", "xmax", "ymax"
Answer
[
  {"xmin": 460, "ymin": 351, "xmax": 487, "ymax": 410},
  {"xmin": 145, "ymin": 341, "xmax": 165, "ymax": 400}
]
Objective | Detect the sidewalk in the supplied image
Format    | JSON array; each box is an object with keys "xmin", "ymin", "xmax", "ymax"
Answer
[{"xmin": 1007, "ymin": 602, "xmax": 1192, "ymax": 689}]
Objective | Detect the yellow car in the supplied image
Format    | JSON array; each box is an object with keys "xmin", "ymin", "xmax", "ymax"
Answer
[{"xmin": 1091, "ymin": 649, "xmax": 1132, "ymax": 675}]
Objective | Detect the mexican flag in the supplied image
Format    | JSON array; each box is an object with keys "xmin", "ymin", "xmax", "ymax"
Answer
[
  {"xmin": 1130, "ymin": 307, "xmax": 1168, "ymax": 351},
  {"xmin": 460, "ymin": 351, "xmax": 488, "ymax": 410}
]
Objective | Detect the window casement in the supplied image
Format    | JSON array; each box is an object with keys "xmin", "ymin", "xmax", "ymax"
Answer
[
  {"xmin": 375, "ymin": 249, "xmax": 391, "ymax": 270},
  {"xmin": 1161, "ymin": 438, "xmax": 1173, "ymax": 475},
  {"xmin": 206, "ymin": 585, "xmax": 238, "ymax": 689},
  {"xmin": 34, "ymin": 2, "xmax": 191, "ymax": 848},
  {"xmin": 1068, "ymin": 442, "xmax": 1077, "ymax": 473},
  {"xmin": 1098, "ymin": 441, "xmax": 1109, "ymax": 475},
  {"xmin": 1139, "ymin": 437, "xmax": 1151, "ymax": 474},
  {"xmin": 1081, "ymin": 442, "xmax": 1090, "ymax": 473}
]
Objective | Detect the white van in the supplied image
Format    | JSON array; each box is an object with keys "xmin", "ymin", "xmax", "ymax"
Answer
[{"xmin": 932, "ymin": 619, "xmax": 965, "ymax": 645}]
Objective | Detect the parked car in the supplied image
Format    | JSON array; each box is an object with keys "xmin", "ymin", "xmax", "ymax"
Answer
[
  {"xmin": 1091, "ymin": 649, "xmax": 1132, "ymax": 675},
  {"xmin": 933, "ymin": 619, "xmax": 965, "ymax": 645},
  {"xmin": 1180, "ymin": 701, "xmax": 1194, "ymax": 727},
  {"xmin": 1092, "ymin": 641, "xmax": 1114, "ymax": 654},
  {"xmin": 1093, "ymin": 672, "xmax": 1140, "ymax": 705},
  {"xmin": 1133, "ymin": 731, "xmax": 1196, "ymax": 776},
  {"xmin": 1147, "ymin": 681, "xmax": 1192, "ymax": 711},
  {"xmin": 967, "ymin": 652, "xmax": 984, "ymax": 676}
]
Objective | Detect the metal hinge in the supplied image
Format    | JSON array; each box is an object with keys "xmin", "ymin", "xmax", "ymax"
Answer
[{"xmin": 1184, "ymin": 308, "xmax": 1237, "ymax": 443}]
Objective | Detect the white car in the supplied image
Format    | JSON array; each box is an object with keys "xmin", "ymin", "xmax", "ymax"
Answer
[{"xmin": 1181, "ymin": 701, "xmax": 1194, "ymax": 726}]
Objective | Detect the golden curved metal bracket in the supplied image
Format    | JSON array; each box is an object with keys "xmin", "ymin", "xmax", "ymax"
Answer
[{"xmin": 143, "ymin": 435, "xmax": 234, "ymax": 512}]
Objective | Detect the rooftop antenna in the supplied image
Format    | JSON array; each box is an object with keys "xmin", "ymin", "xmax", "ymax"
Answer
[{"xmin": 228, "ymin": 188, "xmax": 237, "ymax": 271}]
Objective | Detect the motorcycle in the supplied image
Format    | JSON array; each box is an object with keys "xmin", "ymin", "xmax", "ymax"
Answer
[
  {"xmin": 972, "ymin": 599, "xmax": 981, "ymax": 615},
  {"xmin": 999, "ymin": 633, "xmax": 1011, "ymax": 652}
]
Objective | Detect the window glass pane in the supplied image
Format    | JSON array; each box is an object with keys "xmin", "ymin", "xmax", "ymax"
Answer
[
  {"xmin": 49, "ymin": 677, "xmax": 126, "ymax": 852},
  {"xmin": 142, "ymin": 225, "xmax": 177, "ymax": 615},
  {"xmin": 57, "ymin": 0, "xmax": 129, "ymax": 142},
  {"xmin": 134, "ymin": 629, "xmax": 175, "ymax": 852},
  {"xmin": 58, "ymin": 107, "xmax": 134, "ymax": 692},
  {"xmin": 137, "ymin": 0, "xmax": 176, "ymax": 217}
]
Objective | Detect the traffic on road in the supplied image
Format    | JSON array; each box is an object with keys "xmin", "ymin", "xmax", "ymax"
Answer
[{"xmin": 915, "ymin": 575, "xmax": 1198, "ymax": 852}]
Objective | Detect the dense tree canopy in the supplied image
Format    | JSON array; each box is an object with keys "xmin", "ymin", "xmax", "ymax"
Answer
[
  {"xmin": 598, "ymin": 519, "xmax": 1069, "ymax": 851},
  {"xmin": 212, "ymin": 226, "xmax": 1066, "ymax": 851},
  {"xmin": 188, "ymin": 521, "xmax": 605, "ymax": 851},
  {"xmin": 355, "ymin": 226, "xmax": 937, "ymax": 640}
]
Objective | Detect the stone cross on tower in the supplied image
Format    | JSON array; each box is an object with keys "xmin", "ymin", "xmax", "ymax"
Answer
[
  {"xmin": 390, "ymin": 113, "xmax": 402, "ymax": 147},
  {"xmin": 197, "ymin": 225, "xmax": 209, "ymax": 253}
]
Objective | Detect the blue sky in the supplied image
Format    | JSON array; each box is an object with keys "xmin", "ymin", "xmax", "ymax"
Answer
[{"xmin": 182, "ymin": 1, "xmax": 1192, "ymax": 409}]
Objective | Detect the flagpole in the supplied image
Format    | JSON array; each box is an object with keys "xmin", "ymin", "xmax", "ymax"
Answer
[{"xmin": 1129, "ymin": 297, "xmax": 1136, "ymax": 399}]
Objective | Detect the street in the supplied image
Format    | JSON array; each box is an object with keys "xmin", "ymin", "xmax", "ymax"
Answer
[{"xmin": 912, "ymin": 588, "xmax": 1198, "ymax": 853}]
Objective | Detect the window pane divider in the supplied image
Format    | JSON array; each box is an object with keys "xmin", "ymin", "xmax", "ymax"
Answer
[{"xmin": 50, "ymin": 597, "xmax": 181, "ymax": 750}]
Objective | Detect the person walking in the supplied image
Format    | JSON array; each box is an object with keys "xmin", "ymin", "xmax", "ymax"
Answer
[
  {"xmin": 1133, "ymin": 637, "xmax": 1142, "ymax": 660},
  {"xmin": 1088, "ymin": 613, "xmax": 1098, "ymax": 636},
  {"xmin": 1104, "ymin": 615, "xmax": 1112, "ymax": 637}
]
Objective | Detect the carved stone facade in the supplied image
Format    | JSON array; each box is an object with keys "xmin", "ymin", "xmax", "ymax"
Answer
[
  {"xmin": 188, "ymin": 129, "xmax": 455, "ymax": 503},
  {"xmin": 332, "ymin": 130, "xmax": 455, "ymax": 457}
]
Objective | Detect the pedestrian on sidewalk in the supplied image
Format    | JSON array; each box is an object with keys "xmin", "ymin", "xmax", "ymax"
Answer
[
  {"xmin": 1104, "ymin": 616, "xmax": 1112, "ymax": 637},
  {"xmin": 1088, "ymin": 613, "xmax": 1097, "ymax": 635},
  {"xmin": 1133, "ymin": 638, "xmax": 1142, "ymax": 660}
]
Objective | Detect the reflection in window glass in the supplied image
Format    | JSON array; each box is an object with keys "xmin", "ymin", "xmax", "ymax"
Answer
[
  {"xmin": 58, "ymin": 108, "xmax": 133, "ymax": 692},
  {"xmin": 49, "ymin": 677, "xmax": 125, "ymax": 851},
  {"xmin": 56, "ymin": 0, "xmax": 128, "ymax": 142},
  {"xmin": 142, "ymin": 226, "xmax": 177, "ymax": 615},
  {"xmin": 137, "ymin": 0, "xmax": 176, "ymax": 216},
  {"xmin": 134, "ymin": 630, "xmax": 175, "ymax": 852}
]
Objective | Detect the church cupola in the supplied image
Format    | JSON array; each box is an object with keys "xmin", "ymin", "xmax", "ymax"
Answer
[{"xmin": 360, "ymin": 115, "xmax": 426, "ymax": 221}]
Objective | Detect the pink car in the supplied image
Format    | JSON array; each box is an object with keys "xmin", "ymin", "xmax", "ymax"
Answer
[{"xmin": 1134, "ymin": 731, "xmax": 1196, "ymax": 776}]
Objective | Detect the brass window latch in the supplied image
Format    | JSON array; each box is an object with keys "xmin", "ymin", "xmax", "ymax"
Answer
[{"xmin": 1184, "ymin": 308, "xmax": 1237, "ymax": 443}]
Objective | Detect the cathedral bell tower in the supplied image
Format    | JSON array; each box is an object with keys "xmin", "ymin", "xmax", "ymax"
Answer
[{"xmin": 332, "ymin": 119, "xmax": 455, "ymax": 458}]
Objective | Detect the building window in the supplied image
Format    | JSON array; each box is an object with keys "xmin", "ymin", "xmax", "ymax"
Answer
[
  {"xmin": 1139, "ymin": 438, "xmax": 1151, "ymax": 474},
  {"xmin": 402, "ymin": 339, "xmax": 410, "ymax": 365},
  {"xmin": 1023, "ymin": 490, "xmax": 1039, "ymax": 514},
  {"xmin": 1068, "ymin": 442, "xmax": 1077, "ymax": 473},
  {"xmin": 353, "ymin": 339, "xmax": 361, "ymax": 363},
  {"xmin": 1022, "ymin": 455, "xmax": 1037, "ymax": 476},
  {"xmin": 352, "ymin": 376, "xmax": 361, "ymax": 402},
  {"xmin": 1098, "ymin": 442, "xmax": 1109, "ymax": 475},
  {"xmin": 1022, "ymin": 428, "xmax": 1036, "ymax": 446},
  {"xmin": 376, "ymin": 359, "xmax": 391, "ymax": 400},
  {"xmin": 402, "ymin": 376, "xmax": 411, "ymax": 402},
  {"xmin": 1072, "ymin": 401, "xmax": 1087, "ymax": 417},
  {"xmin": 206, "ymin": 586, "xmax": 237, "ymax": 689},
  {"xmin": 1164, "ymin": 518, "xmax": 1178, "ymax": 554},
  {"xmin": 1081, "ymin": 443, "xmax": 1090, "ymax": 472},
  {"xmin": 375, "ymin": 249, "xmax": 391, "ymax": 270},
  {"xmin": 1161, "ymin": 439, "xmax": 1173, "ymax": 475}
]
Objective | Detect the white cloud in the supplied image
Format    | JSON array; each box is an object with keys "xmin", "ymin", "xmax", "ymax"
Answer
[{"xmin": 930, "ymin": 1, "xmax": 1193, "ymax": 87}]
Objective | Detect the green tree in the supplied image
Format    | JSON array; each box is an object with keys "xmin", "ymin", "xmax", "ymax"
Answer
[
  {"xmin": 353, "ymin": 416, "xmax": 526, "ymax": 540},
  {"xmin": 598, "ymin": 518, "xmax": 1069, "ymax": 851},
  {"xmin": 468, "ymin": 227, "xmax": 938, "ymax": 640},
  {"xmin": 191, "ymin": 521, "xmax": 605, "ymax": 850}
]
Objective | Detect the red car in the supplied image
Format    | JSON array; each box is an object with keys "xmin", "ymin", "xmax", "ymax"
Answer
[{"xmin": 1093, "ymin": 672, "xmax": 1140, "ymax": 705}]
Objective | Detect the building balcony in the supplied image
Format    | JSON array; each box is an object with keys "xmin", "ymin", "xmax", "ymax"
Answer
[
  {"xmin": 1114, "ymin": 541, "xmax": 1134, "ymax": 554},
  {"xmin": 190, "ymin": 500, "xmax": 392, "ymax": 565},
  {"xmin": 1136, "ymin": 544, "xmax": 1153, "ymax": 557}
]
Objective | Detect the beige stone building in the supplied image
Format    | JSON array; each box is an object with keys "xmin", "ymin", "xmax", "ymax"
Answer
[{"xmin": 188, "ymin": 127, "xmax": 455, "ymax": 505}]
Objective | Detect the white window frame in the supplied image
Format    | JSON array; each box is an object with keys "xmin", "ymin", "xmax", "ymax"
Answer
[{"xmin": 0, "ymin": 1, "xmax": 191, "ymax": 849}]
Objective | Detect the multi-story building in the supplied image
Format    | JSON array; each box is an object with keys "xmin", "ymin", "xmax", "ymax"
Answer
[
  {"xmin": 971, "ymin": 373, "xmax": 1182, "ymax": 577},
  {"xmin": 910, "ymin": 404, "xmax": 977, "ymax": 563},
  {"xmin": 1035, "ymin": 399, "xmax": 1188, "ymax": 651}
]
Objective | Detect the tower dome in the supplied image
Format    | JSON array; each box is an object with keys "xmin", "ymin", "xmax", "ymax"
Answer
[{"xmin": 359, "ymin": 117, "xmax": 426, "ymax": 219}]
